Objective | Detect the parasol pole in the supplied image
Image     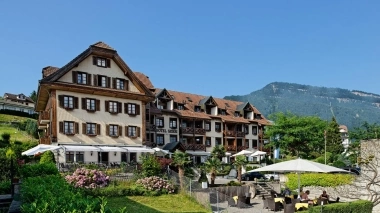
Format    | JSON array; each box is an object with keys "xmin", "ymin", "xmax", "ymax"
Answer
[{"xmin": 297, "ymin": 172, "xmax": 301, "ymax": 199}]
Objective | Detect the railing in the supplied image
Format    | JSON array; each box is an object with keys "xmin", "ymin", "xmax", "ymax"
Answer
[
  {"xmin": 225, "ymin": 145, "xmax": 236, "ymax": 151},
  {"xmin": 224, "ymin": 130, "xmax": 236, "ymax": 137},
  {"xmin": 39, "ymin": 136, "xmax": 50, "ymax": 144},
  {"xmin": 237, "ymin": 146, "xmax": 248, "ymax": 151},
  {"xmin": 38, "ymin": 111, "xmax": 50, "ymax": 124},
  {"xmin": 145, "ymin": 123, "xmax": 156, "ymax": 131},
  {"xmin": 194, "ymin": 128, "xmax": 205, "ymax": 135},
  {"xmin": 143, "ymin": 141, "xmax": 157, "ymax": 148},
  {"xmin": 182, "ymin": 143, "xmax": 206, "ymax": 151},
  {"xmin": 236, "ymin": 131, "xmax": 245, "ymax": 137},
  {"xmin": 181, "ymin": 127, "xmax": 206, "ymax": 135}
]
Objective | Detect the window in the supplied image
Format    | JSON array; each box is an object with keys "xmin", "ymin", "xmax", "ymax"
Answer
[
  {"xmin": 169, "ymin": 118, "xmax": 177, "ymax": 128},
  {"xmin": 76, "ymin": 152, "xmax": 84, "ymax": 163},
  {"xmin": 64, "ymin": 121, "xmax": 74, "ymax": 134},
  {"xmin": 170, "ymin": 135, "xmax": 177, "ymax": 143},
  {"xmin": 245, "ymin": 139, "xmax": 250, "ymax": 147},
  {"xmin": 113, "ymin": 78, "xmax": 127, "ymax": 90},
  {"xmin": 194, "ymin": 106, "xmax": 201, "ymax": 112},
  {"xmin": 125, "ymin": 103, "xmax": 140, "ymax": 115},
  {"xmin": 81, "ymin": 98, "xmax": 99, "ymax": 111},
  {"xmin": 206, "ymin": 137, "xmax": 211, "ymax": 147},
  {"xmin": 205, "ymin": 122, "xmax": 211, "ymax": 131},
  {"xmin": 215, "ymin": 122, "xmax": 221, "ymax": 132},
  {"xmin": 156, "ymin": 117, "xmax": 164, "ymax": 128},
  {"xmin": 109, "ymin": 102, "xmax": 117, "ymax": 113},
  {"xmin": 219, "ymin": 109, "xmax": 226, "ymax": 115},
  {"xmin": 127, "ymin": 126, "xmax": 140, "ymax": 137},
  {"xmin": 244, "ymin": 125, "xmax": 249, "ymax": 134},
  {"xmin": 109, "ymin": 125, "xmax": 119, "ymax": 137},
  {"xmin": 252, "ymin": 126, "xmax": 258, "ymax": 135},
  {"xmin": 87, "ymin": 123, "xmax": 96, "ymax": 135},
  {"xmin": 100, "ymin": 76, "xmax": 107, "ymax": 87},
  {"xmin": 177, "ymin": 104, "xmax": 184, "ymax": 110},
  {"xmin": 234, "ymin": 111, "xmax": 240, "ymax": 117},
  {"xmin": 77, "ymin": 72, "xmax": 87, "ymax": 84},
  {"xmin": 215, "ymin": 137, "xmax": 222, "ymax": 146},
  {"xmin": 86, "ymin": 99, "xmax": 95, "ymax": 111},
  {"xmin": 66, "ymin": 152, "xmax": 74, "ymax": 162},
  {"xmin": 156, "ymin": 134, "xmax": 164, "ymax": 146},
  {"xmin": 105, "ymin": 101, "xmax": 121, "ymax": 114},
  {"xmin": 64, "ymin": 96, "xmax": 73, "ymax": 109},
  {"xmin": 93, "ymin": 56, "xmax": 111, "ymax": 68}
]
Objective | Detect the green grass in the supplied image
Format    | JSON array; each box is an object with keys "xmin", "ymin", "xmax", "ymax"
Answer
[
  {"xmin": 0, "ymin": 124, "xmax": 37, "ymax": 143},
  {"xmin": 0, "ymin": 114, "xmax": 32, "ymax": 123},
  {"xmin": 107, "ymin": 194, "xmax": 210, "ymax": 213}
]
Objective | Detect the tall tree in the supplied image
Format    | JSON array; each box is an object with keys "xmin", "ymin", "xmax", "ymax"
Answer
[
  {"xmin": 171, "ymin": 150, "xmax": 191, "ymax": 191},
  {"xmin": 233, "ymin": 155, "xmax": 247, "ymax": 183},
  {"xmin": 204, "ymin": 156, "xmax": 221, "ymax": 185},
  {"xmin": 265, "ymin": 112, "xmax": 327, "ymax": 158},
  {"xmin": 326, "ymin": 117, "xmax": 344, "ymax": 156},
  {"xmin": 30, "ymin": 90, "xmax": 37, "ymax": 102},
  {"xmin": 350, "ymin": 122, "xmax": 380, "ymax": 142},
  {"xmin": 211, "ymin": 145, "xmax": 226, "ymax": 161}
]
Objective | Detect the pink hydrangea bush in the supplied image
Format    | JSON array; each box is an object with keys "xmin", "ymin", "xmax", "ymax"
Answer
[
  {"xmin": 136, "ymin": 176, "xmax": 175, "ymax": 194},
  {"xmin": 65, "ymin": 168, "xmax": 110, "ymax": 189}
]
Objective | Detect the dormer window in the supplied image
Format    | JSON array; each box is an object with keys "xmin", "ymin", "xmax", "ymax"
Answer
[
  {"xmin": 177, "ymin": 104, "xmax": 184, "ymax": 110},
  {"xmin": 194, "ymin": 106, "xmax": 201, "ymax": 112},
  {"xmin": 93, "ymin": 56, "xmax": 111, "ymax": 68},
  {"xmin": 234, "ymin": 111, "xmax": 240, "ymax": 117},
  {"xmin": 219, "ymin": 109, "xmax": 226, "ymax": 115}
]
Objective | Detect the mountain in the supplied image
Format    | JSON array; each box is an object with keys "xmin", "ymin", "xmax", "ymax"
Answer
[{"xmin": 224, "ymin": 82, "xmax": 380, "ymax": 130}]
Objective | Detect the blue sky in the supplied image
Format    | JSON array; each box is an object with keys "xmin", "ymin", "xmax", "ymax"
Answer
[{"xmin": 0, "ymin": 1, "xmax": 379, "ymax": 99}]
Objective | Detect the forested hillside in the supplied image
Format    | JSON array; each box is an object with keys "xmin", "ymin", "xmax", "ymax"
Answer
[{"xmin": 225, "ymin": 82, "xmax": 380, "ymax": 129}]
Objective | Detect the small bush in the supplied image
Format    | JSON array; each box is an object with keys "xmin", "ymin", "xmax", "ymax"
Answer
[
  {"xmin": 0, "ymin": 180, "xmax": 11, "ymax": 194},
  {"xmin": 65, "ymin": 168, "xmax": 110, "ymax": 188},
  {"xmin": 285, "ymin": 173, "xmax": 354, "ymax": 190},
  {"xmin": 136, "ymin": 176, "xmax": 175, "ymax": 194},
  {"xmin": 306, "ymin": 200, "xmax": 372, "ymax": 213},
  {"xmin": 39, "ymin": 151, "xmax": 56, "ymax": 164},
  {"xmin": 20, "ymin": 163, "xmax": 58, "ymax": 178},
  {"xmin": 217, "ymin": 164, "xmax": 232, "ymax": 176},
  {"xmin": 87, "ymin": 180, "xmax": 165, "ymax": 197},
  {"xmin": 140, "ymin": 155, "xmax": 162, "ymax": 177},
  {"xmin": 226, "ymin": 181, "xmax": 242, "ymax": 186}
]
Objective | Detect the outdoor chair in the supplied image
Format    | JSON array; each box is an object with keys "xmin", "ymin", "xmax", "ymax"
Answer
[
  {"xmin": 262, "ymin": 196, "xmax": 269, "ymax": 210},
  {"xmin": 284, "ymin": 203, "xmax": 295, "ymax": 213},
  {"xmin": 267, "ymin": 198, "xmax": 281, "ymax": 212},
  {"xmin": 284, "ymin": 197, "xmax": 292, "ymax": 204},
  {"xmin": 228, "ymin": 197, "xmax": 236, "ymax": 207},
  {"xmin": 237, "ymin": 196, "xmax": 246, "ymax": 208}
]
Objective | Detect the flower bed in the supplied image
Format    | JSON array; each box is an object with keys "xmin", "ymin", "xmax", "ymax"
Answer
[
  {"xmin": 136, "ymin": 176, "xmax": 175, "ymax": 194},
  {"xmin": 65, "ymin": 168, "xmax": 110, "ymax": 188}
]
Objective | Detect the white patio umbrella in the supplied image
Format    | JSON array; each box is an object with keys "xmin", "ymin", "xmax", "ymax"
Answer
[
  {"xmin": 250, "ymin": 150, "xmax": 267, "ymax": 165},
  {"xmin": 231, "ymin": 150, "xmax": 253, "ymax": 157},
  {"xmin": 247, "ymin": 158, "xmax": 351, "ymax": 197},
  {"xmin": 22, "ymin": 144, "xmax": 61, "ymax": 156},
  {"xmin": 152, "ymin": 147, "xmax": 171, "ymax": 157}
]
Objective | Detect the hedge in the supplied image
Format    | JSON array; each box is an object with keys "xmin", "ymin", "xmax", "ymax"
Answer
[
  {"xmin": 301, "ymin": 200, "xmax": 373, "ymax": 213},
  {"xmin": 20, "ymin": 163, "xmax": 59, "ymax": 178},
  {"xmin": 285, "ymin": 173, "xmax": 354, "ymax": 190},
  {"xmin": 0, "ymin": 109, "xmax": 38, "ymax": 119}
]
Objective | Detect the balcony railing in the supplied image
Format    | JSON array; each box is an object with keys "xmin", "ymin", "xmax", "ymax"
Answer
[
  {"xmin": 224, "ymin": 130, "xmax": 235, "ymax": 137},
  {"xmin": 237, "ymin": 146, "xmax": 248, "ymax": 151},
  {"xmin": 39, "ymin": 136, "xmax": 50, "ymax": 145},
  {"xmin": 39, "ymin": 111, "xmax": 50, "ymax": 124},
  {"xmin": 181, "ymin": 127, "xmax": 206, "ymax": 135},
  {"xmin": 225, "ymin": 145, "xmax": 236, "ymax": 152},
  {"xmin": 182, "ymin": 143, "xmax": 206, "ymax": 151},
  {"xmin": 143, "ymin": 141, "xmax": 157, "ymax": 148},
  {"xmin": 145, "ymin": 123, "xmax": 156, "ymax": 131},
  {"xmin": 236, "ymin": 131, "xmax": 245, "ymax": 137}
]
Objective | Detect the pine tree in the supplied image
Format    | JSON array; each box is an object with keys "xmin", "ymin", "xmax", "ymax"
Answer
[{"xmin": 326, "ymin": 117, "xmax": 344, "ymax": 157}]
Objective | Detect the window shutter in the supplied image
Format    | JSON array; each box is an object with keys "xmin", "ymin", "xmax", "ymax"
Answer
[
  {"xmin": 74, "ymin": 97, "xmax": 79, "ymax": 109},
  {"xmin": 72, "ymin": 71, "xmax": 77, "ymax": 83},
  {"xmin": 96, "ymin": 99, "xmax": 100, "ymax": 111},
  {"xmin": 125, "ymin": 80, "xmax": 129, "ymax": 91},
  {"xmin": 87, "ymin": 74, "xmax": 92, "ymax": 85},
  {"xmin": 112, "ymin": 78, "xmax": 116, "ymax": 89},
  {"xmin": 59, "ymin": 122, "xmax": 63, "ymax": 133},
  {"xmin": 75, "ymin": 122, "xmax": 79, "ymax": 134},
  {"xmin": 137, "ymin": 127, "xmax": 141, "ymax": 137},
  {"xmin": 106, "ymin": 59, "xmax": 111, "ymax": 68},
  {"xmin": 81, "ymin": 98, "xmax": 86, "ymax": 110},
  {"xmin": 107, "ymin": 77, "xmax": 111, "ymax": 88},
  {"xmin": 118, "ymin": 102, "xmax": 122, "ymax": 113},
  {"xmin": 105, "ymin": 101, "xmax": 109, "ymax": 112},
  {"xmin": 125, "ymin": 126, "xmax": 129, "ymax": 137},
  {"xmin": 93, "ymin": 56, "xmax": 97, "ymax": 65},
  {"xmin": 93, "ymin": 74, "xmax": 98, "ymax": 86},
  {"xmin": 58, "ymin": 95, "xmax": 64, "ymax": 108},
  {"xmin": 118, "ymin": 126, "xmax": 122, "ymax": 137},
  {"xmin": 106, "ymin": 124, "xmax": 109, "ymax": 136},
  {"xmin": 82, "ymin": 123, "xmax": 86, "ymax": 134},
  {"xmin": 136, "ymin": 104, "xmax": 140, "ymax": 115},
  {"xmin": 124, "ymin": 103, "xmax": 128, "ymax": 114},
  {"xmin": 96, "ymin": 124, "xmax": 101, "ymax": 135}
]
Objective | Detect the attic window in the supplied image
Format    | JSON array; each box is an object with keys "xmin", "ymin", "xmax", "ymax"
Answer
[
  {"xmin": 93, "ymin": 56, "xmax": 111, "ymax": 68},
  {"xmin": 177, "ymin": 104, "xmax": 184, "ymax": 110},
  {"xmin": 225, "ymin": 103, "xmax": 230, "ymax": 108},
  {"xmin": 219, "ymin": 109, "xmax": 226, "ymax": 115},
  {"xmin": 186, "ymin": 97, "xmax": 193, "ymax": 102},
  {"xmin": 194, "ymin": 106, "xmax": 201, "ymax": 112},
  {"xmin": 234, "ymin": 111, "xmax": 240, "ymax": 117}
]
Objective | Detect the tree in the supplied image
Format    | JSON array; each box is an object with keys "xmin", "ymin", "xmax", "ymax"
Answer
[
  {"xmin": 0, "ymin": 133, "xmax": 11, "ymax": 148},
  {"xmin": 350, "ymin": 122, "xmax": 380, "ymax": 142},
  {"xmin": 30, "ymin": 90, "xmax": 37, "ymax": 103},
  {"xmin": 40, "ymin": 151, "xmax": 56, "ymax": 164},
  {"xmin": 211, "ymin": 145, "xmax": 226, "ymax": 161},
  {"xmin": 140, "ymin": 154, "xmax": 161, "ymax": 177},
  {"xmin": 265, "ymin": 112, "xmax": 327, "ymax": 158},
  {"xmin": 25, "ymin": 119, "xmax": 39, "ymax": 139},
  {"xmin": 325, "ymin": 117, "xmax": 344, "ymax": 157},
  {"xmin": 171, "ymin": 151, "xmax": 191, "ymax": 191},
  {"xmin": 204, "ymin": 157, "xmax": 221, "ymax": 185},
  {"xmin": 233, "ymin": 155, "xmax": 247, "ymax": 183}
]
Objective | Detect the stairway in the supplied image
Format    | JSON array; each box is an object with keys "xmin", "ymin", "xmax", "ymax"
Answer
[
  {"xmin": 255, "ymin": 182, "xmax": 273, "ymax": 198},
  {"xmin": 0, "ymin": 194, "xmax": 12, "ymax": 212}
]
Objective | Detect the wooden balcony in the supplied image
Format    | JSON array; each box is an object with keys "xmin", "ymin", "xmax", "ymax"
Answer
[
  {"xmin": 224, "ymin": 130, "xmax": 236, "ymax": 137},
  {"xmin": 182, "ymin": 143, "xmax": 206, "ymax": 151},
  {"xmin": 39, "ymin": 111, "xmax": 50, "ymax": 124},
  {"xmin": 225, "ymin": 145, "xmax": 236, "ymax": 152},
  {"xmin": 236, "ymin": 131, "xmax": 245, "ymax": 137},
  {"xmin": 181, "ymin": 127, "xmax": 206, "ymax": 135},
  {"xmin": 237, "ymin": 146, "xmax": 248, "ymax": 151},
  {"xmin": 143, "ymin": 141, "xmax": 157, "ymax": 148},
  {"xmin": 38, "ymin": 123, "xmax": 47, "ymax": 130},
  {"xmin": 145, "ymin": 123, "xmax": 156, "ymax": 131},
  {"xmin": 39, "ymin": 136, "xmax": 50, "ymax": 145}
]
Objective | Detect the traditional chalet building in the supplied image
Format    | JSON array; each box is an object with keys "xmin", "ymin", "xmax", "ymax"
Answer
[
  {"xmin": 0, "ymin": 93, "xmax": 35, "ymax": 114},
  {"xmin": 35, "ymin": 42, "xmax": 155, "ymax": 164},
  {"xmin": 135, "ymin": 73, "xmax": 271, "ymax": 163}
]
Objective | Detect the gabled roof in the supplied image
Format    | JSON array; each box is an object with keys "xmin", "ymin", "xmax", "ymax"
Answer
[
  {"xmin": 156, "ymin": 88, "xmax": 173, "ymax": 100},
  {"xmin": 162, "ymin": 141, "xmax": 185, "ymax": 152},
  {"xmin": 4, "ymin": 93, "xmax": 34, "ymax": 103},
  {"xmin": 92, "ymin": 41, "xmax": 115, "ymax": 50},
  {"xmin": 236, "ymin": 102, "xmax": 255, "ymax": 112},
  {"xmin": 199, "ymin": 96, "xmax": 218, "ymax": 106},
  {"xmin": 42, "ymin": 66, "xmax": 60, "ymax": 78},
  {"xmin": 134, "ymin": 72, "xmax": 154, "ymax": 90}
]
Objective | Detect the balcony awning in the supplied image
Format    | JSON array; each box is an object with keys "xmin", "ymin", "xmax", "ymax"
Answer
[
  {"xmin": 22, "ymin": 144, "xmax": 62, "ymax": 156},
  {"xmin": 22, "ymin": 145, "xmax": 155, "ymax": 155},
  {"xmin": 62, "ymin": 145, "xmax": 100, "ymax": 152},
  {"xmin": 185, "ymin": 151, "xmax": 211, "ymax": 156}
]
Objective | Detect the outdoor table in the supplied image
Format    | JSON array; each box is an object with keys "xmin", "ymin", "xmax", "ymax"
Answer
[
  {"xmin": 274, "ymin": 197, "xmax": 284, "ymax": 204},
  {"xmin": 295, "ymin": 203, "xmax": 308, "ymax": 210}
]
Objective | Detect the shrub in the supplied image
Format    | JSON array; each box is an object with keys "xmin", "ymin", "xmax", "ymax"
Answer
[
  {"xmin": 136, "ymin": 176, "xmax": 175, "ymax": 194},
  {"xmin": 217, "ymin": 164, "xmax": 232, "ymax": 176},
  {"xmin": 39, "ymin": 150, "xmax": 56, "ymax": 164},
  {"xmin": 285, "ymin": 173, "xmax": 354, "ymax": 190},
  {"xmin": 332, "ymin": 160, "xmax": 346, "ymax": 168},
  {"xmin": 0, "ymin": 180, "xmax": 11, "ymax": 194},
  {"xmin": 226, "ymin": 181, "xmax": 242, "ymax": 186},
  {"xmin": 65, "ymin": 168, "xmax": 110, "ymax": 189},
  {"xmin": 20, "ymin": 163, "xmax": 58, "ymax": 178},
  {"xmin": 305, "ymin": 200, "xmax": 372, "ymax": 213},
  {"xmin": 140, "ymin": 155, "xmax": 162, "ymax": 177}
]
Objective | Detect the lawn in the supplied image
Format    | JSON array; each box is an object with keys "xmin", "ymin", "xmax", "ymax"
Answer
[
  {"xmin": 107, "ymin": 194, "xmax": 210, "ymax": 213},
  {"xmin": 0, "ymin": 114, "xmax": 32, "ymax": 123},
  {"xmin": 0, "ymin": 124, "xmax": 37, "ymax": 143}
]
